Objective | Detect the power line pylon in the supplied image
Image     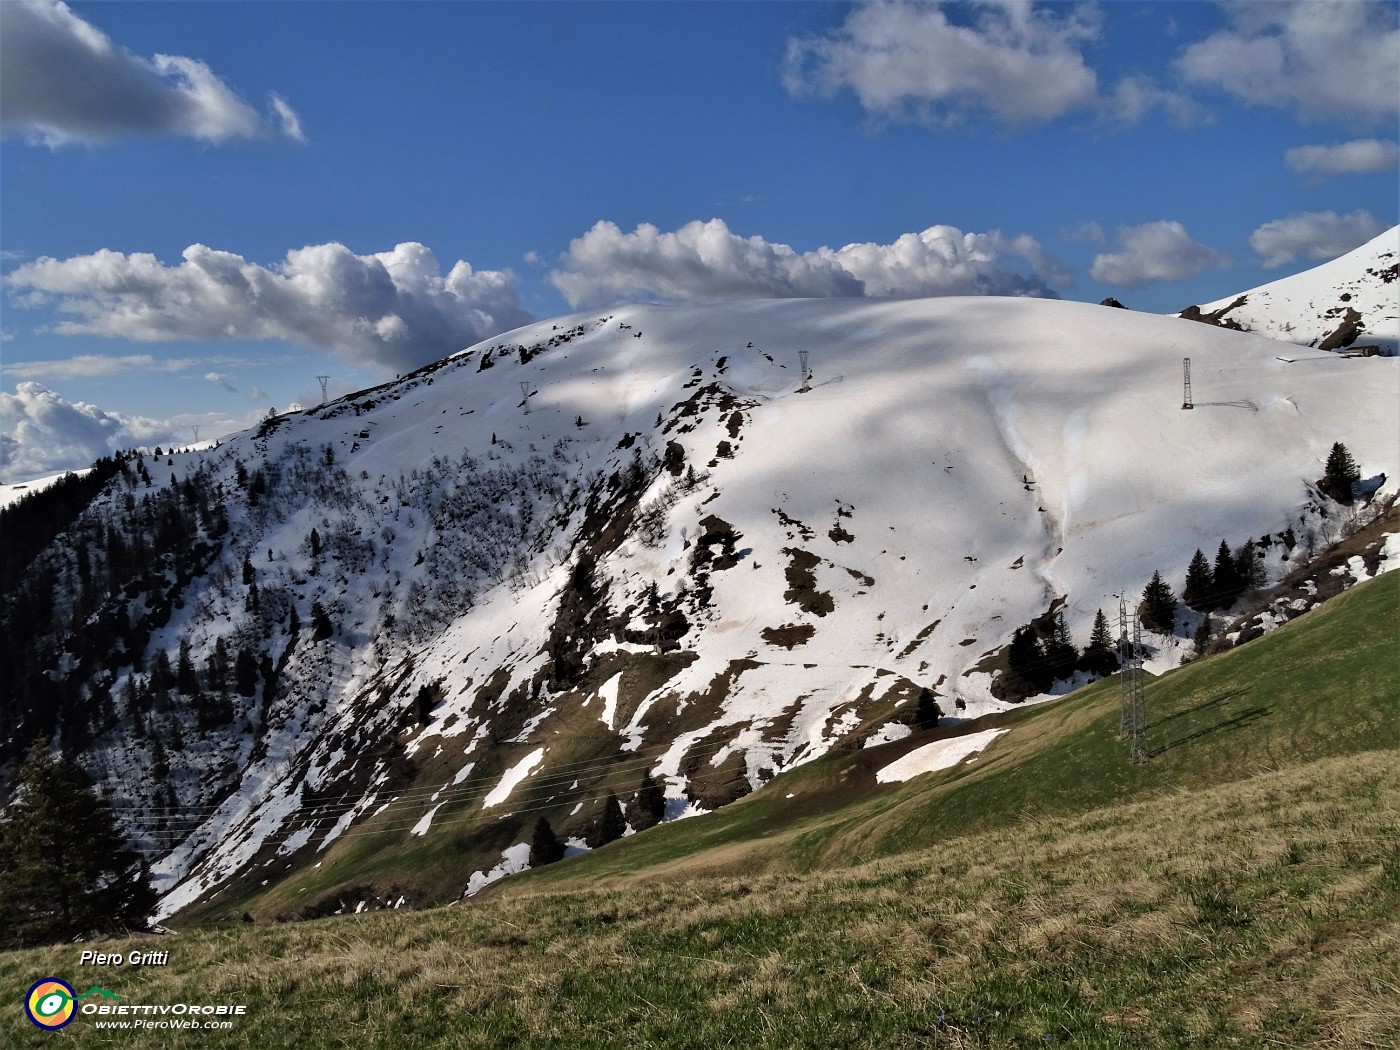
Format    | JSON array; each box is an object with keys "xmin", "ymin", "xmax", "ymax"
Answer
[
  {"xmin": 316, "ymin": 375, "xmax": 331, "ymax": 404},
  {"xmin": 1182, "ymin": 357, "xmax": 1194, "ymax": 410},
  {"xmin": 798, "ymin": 351, "xmax": 812, "ymax": 392},
  {"xmin": 520, "ymin": 381, "xmax": 532, "ymax": 414},
  {"xmin": 1117, "ymin": 595, "xmax": 1148, "ymax": 762}
]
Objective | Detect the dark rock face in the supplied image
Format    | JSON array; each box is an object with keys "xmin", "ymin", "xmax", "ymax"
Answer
[
  {"xmin": 1179, "ymin": 296, "xmax": 1249, "ymax": 331},
  {"xmin": 1098, "ymin": 297, "xmax": 1128, "ymax": 309}
]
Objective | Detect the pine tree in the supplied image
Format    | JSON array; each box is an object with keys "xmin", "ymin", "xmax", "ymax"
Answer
[
  {"xmin": 529, "ymin": 817, "xmax": 566, "ymax": 867},
  {"xmin": 1140, "ymin": 571, "xmax": 1178, "ymax": 633},
  {"xmin": 631, "ymin": 771, "xmax": 667, "ymax": 831},
  {"xmin": 1212, "ymin": 540, "xmax": 1244, "ymax": 609},
  {"xmin": 241, "ymin": 554, "xmax": 254, "ymax": 585},
  {"xmin": 915, "ymin": 687, "xmax": 943, "ymax": 730},
  {"xmin": 1234, "ymin": 539, "xmax": 1265, "ymax": 591},
  {"xmin": 1183, "ymin": 549, "xmax": 1215, "ymax": 611},
  {"xmin": 205, "ymin": 637, "xmax": 229, "ymax": 695},
  {"xmin": 1078, "ymin": 609, "xmax": 1120, "ymax": 676},
  {"xmin": 598, "ymin": 793, "xmax": 626, "ymax": 846},
  {"xmin": 309, "ymin": 528, "xmax": 321, "ymax": 558},
  {"xmin": 1043, "ymin": 611, "xmax": 1079, "ymax": 682},
  {"xmin": 1005, "ymin": 626, "xmax": 1045, "ymax": 694},
  {"xmin": 0, "ymin": 742, "xmax": 155, "ymax": 948},
  {"xmin": 176, "ymin": 639, "xmax": 199, "ymax": 695},
  {"xmin": 233, "ymin": 646, "xmax": 258, "ymax": 697},
  {"xmin": 1193, "ymin": 614, "xmax": 1213, "ymax": 660},
  {"xmin": 1321, "ymin": 442, "xmax": 1360, "ymax": 504},
  {"xmin": 311, "ymin": 601, "xmax": 333, "ymax": 642}
]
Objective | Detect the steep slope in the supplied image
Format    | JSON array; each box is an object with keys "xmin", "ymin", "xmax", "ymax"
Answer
[
  {"xmin": 3, "ymin": 290, "xmax": 1396, "ymax": 919},
  {"xmin": 3, "ymin": 573, "xmax": 1395, "ymax": 1050},
  {"xmin": 1180, "ymin": 225, "xmax": 1399, "ymax": 355}
]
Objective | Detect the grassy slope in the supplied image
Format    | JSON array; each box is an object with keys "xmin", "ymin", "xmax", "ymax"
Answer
[{"xmin": 2, "ymin": 573, "xmax": 1396, "ymax": 1049}]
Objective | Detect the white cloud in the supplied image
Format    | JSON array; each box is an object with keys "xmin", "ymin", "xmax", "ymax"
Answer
[
  {"xmin": 0, "ymin": 382, "xmax": 183, "ymax": 482},
  {"xmin": 0, "ymin": 0, "xmax": 304, "ymax": 146},
  {"xmin": 783, "ymin": 1, "xmax": 1101, "ymax": 126},
  {"xmin": 1089, "ymin": 221, "xmax": 1228, "ymax": 289},
  {"xmin": 1284, "ymin": 139, "xmax": 1400, "ymax": 182},
  {"xmin": 0, "ymin": 353, "xmax": 207, "ymax": 381},
  {"xmin": 549, "ymin": 219, "xmax": 1065, "ymax": 307},
  {"xmin": 1102, "ymin": 76, "xmax": 1205, "ymax": 127},
  {"xmin": 1177, "ymin": 1, "xmax": 1399, "ymax": 126},
  {"xmin": 5, "ymin": 242, "xmax": 532, "ymax": 374},
  {"xmin": 1247, "ymin": 210, "xmax": 1386, "ymax": 269},
  {"xmin": 204, "ymin": 371, "xmax": 238, "ymax": 392}
]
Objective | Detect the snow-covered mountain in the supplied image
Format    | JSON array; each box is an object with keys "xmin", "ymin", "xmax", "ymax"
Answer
[
  {"xmin": 4, "ymin": 254, "xmax": 1398, "ymax": 918},
  {"xmin": 1180, "ymin": 226, "xmax": 1399, "ymax": 355}
]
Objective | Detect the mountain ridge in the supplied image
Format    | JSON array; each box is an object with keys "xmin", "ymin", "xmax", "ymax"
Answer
[{"xmin": 2, "ymin": 249, "xmax": 1397, "ymax": 919}]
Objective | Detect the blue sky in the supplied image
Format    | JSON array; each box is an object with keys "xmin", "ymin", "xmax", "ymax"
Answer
[{"xmin": 2, "ymin": 0, "xmax": 1397, "ymax": 482}]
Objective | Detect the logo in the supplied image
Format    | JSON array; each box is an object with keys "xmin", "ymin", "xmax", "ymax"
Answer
[
  {"xmin": 24, "ymin": 980, "xmax": 119, "ymax": 1030},
  {"xmin": 26, "ymin": 979, "xmax": 77, "ymax": 1030}
]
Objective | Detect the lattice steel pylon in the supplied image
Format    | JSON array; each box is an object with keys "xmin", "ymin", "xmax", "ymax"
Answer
[
  {"xmin": 1182, "ymin": 357, "xmax": 1194, "ymax": 410},
  {"xmin": 520, "ymin": 381, "xmax": 532, "ymax": 414},
  {"xmin": 1118, "ymin": 595, "xmax": 1149, "ymax": 762},
  {"xmin": 317, "ymin": 375, "xmax": 331, "ymax": 404},
  {"xmin": 798, "ymin": 350, "xmax": 812, "ymax": 392}
]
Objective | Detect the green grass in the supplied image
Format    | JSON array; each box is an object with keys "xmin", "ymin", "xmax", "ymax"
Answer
[{"xmin": 2, "ymin": 573, "xmax": 1395, "ymax": 1049}]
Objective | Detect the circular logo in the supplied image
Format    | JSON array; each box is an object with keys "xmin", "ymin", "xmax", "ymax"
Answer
[{"xmin": 26, "ymin": 978, "xmax": 77, "ymax": 1030}]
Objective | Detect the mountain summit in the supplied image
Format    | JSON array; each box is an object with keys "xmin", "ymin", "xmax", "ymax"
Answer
[
  {"xmin": 3, "ymin": 251, "xmax": 1396, "ymax": 918},
  {"xmin": 1180, "ymin": 225, "xmax": 1399, "ymax": 356}
]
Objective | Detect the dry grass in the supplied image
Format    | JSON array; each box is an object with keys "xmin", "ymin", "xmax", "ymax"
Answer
[{"xmin": 4, "ymin": 748, "xmax": 1397, "ymax": 1049}]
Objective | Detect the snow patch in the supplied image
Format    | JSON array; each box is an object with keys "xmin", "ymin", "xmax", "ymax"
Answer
[
  {"xmin": 876, "ymin": 729, "xmax": 1006, "ymax": 784},
  {"xmin": 482, "ymin": 747, "xmax": 545, "ymax": 809},
  {"xmin": 463, "ymin": 842, "xmax": 532, "ymax": 897}
]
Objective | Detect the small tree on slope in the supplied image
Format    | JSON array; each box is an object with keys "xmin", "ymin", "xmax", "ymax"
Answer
[
  {"xmin": 1078, "ymin": 609, "xmax": 1119, "ymax": 677},
  {"xmin": 0, "ymin": 742, "xmax": 155, "ymax": 949},
  {"xmin": 1320, "ymin": 442, "xmax": 1361, "ymax": 504},
  {"xmin": 1140, "ymin": 571, "xmax": 1178, "ymax": 633},
  {"xmin": 1183, "ymin": 549, "xmax": 1215, "ymax": 612},
  {"xmin": 529, "ymin": 817, "xmax": 566, "ymax": 867},
  {"xmin": 598, "ymin": 793, "xmax": 627, "ymax": 846}
]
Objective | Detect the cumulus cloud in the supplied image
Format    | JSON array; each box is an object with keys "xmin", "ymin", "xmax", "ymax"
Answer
[
  {"xmin": 1089, "ymin": 221, "xmax": 1228, "ymax": 289},
  {"xmin": 783, "ymin": 1, "xmax": 1101, "ymax": 126},
  {"xmin": 5, "ymin": 242, "xmax": 532, "ymax": 374},
  {"xmin": 0, "ymin": 382, "xmax": 183, "ymax": 482},
  {"xmin": 1284, "ymin": 139, "xmax": 1400, "ymax": 182},
  {"xmin": 0, "ymin": 0, "xmax": 304, "ymax": 146},
  {"xmin": 549, "ymin": 219, "xmax": 1065, "ymax": 307},
  {"xmin": 1177, "ymin": 1, "xmax": 1399, "ymax": 127},
  {"xmin": 1247, "ymin": 210, "xmax": 1387, "ymax": 269}
]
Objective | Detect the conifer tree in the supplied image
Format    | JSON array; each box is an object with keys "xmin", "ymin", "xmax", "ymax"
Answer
[
  {"xmin": 598, "ymin": 793, "xmax": 626, "ymax": 846},
  {"xmin": 1003, "ymin": 626, "xmax": 1046, "ymax": 698},
  {"xmin": 1321, "ymin": 442, "xmax": 1360, "ymax": 504},
  {"xmin": 1183, "ymin": 549, "xmax": 1215, "ymax": 611},
  {"xmin": 633, "ymin": 771, "xmax": 666, "ymax": 830},
  {"xmin": 1212, "ymin": 540, "xmax": 1244, "ymax": 609},
  {"xmin": 529, "ymin": 817, "xmax": 566, "ymax": 867},
  {"xmin": 1193, "ymin": 614, "xmax": 1213, "ymax": 659},
  {"xmin": 1140, "ymin": 571, "xmax": 1178, "ymax": 633},
  {"xmin": 233, "ymin": 646, "xmax": 258, "ymax": 697},
  {"xmin": 176, "ymin": 639, "xmax": 199, "ymax": 695},
  {"xmin": 915, "ymin": 687, "xmax": 943, "ymax": 730},
  {"xmin": 0, "ymin": 743, "xmax": 155, "ymax": 948},
  {"xmin": 1234, "ymin": 539, "xmax": 1265, "ymax": 591},
  {"xmin": 1078, "ymin": 609, "xmax": 1120, "ymax": 676},
  {"xmin": 1043, "ymin": 611, "xmax": 1079, "ymax": 682},
  {"xmin": 311, "ymin": 601, "xmax": 333, "ymax": 642}
]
